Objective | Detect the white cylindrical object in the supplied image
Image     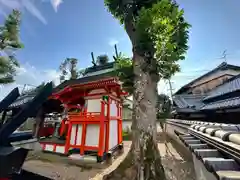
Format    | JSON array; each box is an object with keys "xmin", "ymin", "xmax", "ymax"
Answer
[
  {"xmin": 205, "ymin": 128, "xmax": 215, "ymax": 135},
  {"xmin": 228, "ymin": 134, "xmax": 240, "ymax": 145},
  {"xmin": 199, "ymin": 126, "xmax": 206, "ymax": 132},
  {"xmin": 194, "ymin": 125, "xmax": 201, "ymax": 130},
  {"xmin": 215, "ymin": 130, "xmax": 227, "ymax": 139}
]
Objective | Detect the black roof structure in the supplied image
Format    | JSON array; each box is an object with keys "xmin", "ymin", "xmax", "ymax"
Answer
[
  {"xmin": 8, "ymin": 94, "xmax": 35, "ymax": 109},
  {"xmin": 173, "ymin": 94, "xmax": 207, "ymax": 114},
  {"xmin": 201, "ymin": 97, "xmax": 240, "ymax": 110},
  {"xmin": 174, "ymin": 62, "xmax": 240, "ymax": 95},
  {"xmin": 173, "ymin": 94, "xmax": 206, "ymax": 109},
  {"xmin": 84, "ymin": 62, "xmax": 115, "ymax": 74},
  {"xmin": 8, "ymin": 71, "xmax": 115, "ymax": 110}
]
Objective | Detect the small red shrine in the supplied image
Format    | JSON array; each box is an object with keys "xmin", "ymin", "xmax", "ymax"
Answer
[{"xmin": 39, "ymin": 76, "xmax": 127, "ymax": 162}]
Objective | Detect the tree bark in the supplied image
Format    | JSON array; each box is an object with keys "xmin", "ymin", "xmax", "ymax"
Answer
[{"xmin": 103, "ymin": 52, "xmax": 166, "ymax": 180}]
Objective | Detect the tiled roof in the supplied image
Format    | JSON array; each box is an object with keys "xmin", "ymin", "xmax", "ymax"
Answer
[
  {"xmin": 204, "ymin": 75, "xmax": 240, "ymax": 101},
  {"xmin": 8, "ymin": 94, "xmax": 35, "ymax": 109},
  {"xmin": 174, "ymin": 107, "xmax": 199, "ymax": 113},
  {"xmin": 173, "ymin": 94, "xmax": 206, "ymax": 110},
  {"xmin": 8, "ymin": 72, "xmax": 115, "ymax": 110},
  {"xmin": 54, "ymin": 72, "xmax": 114, "ymax": 92},
  {"xmin": 201, "ymin": 96, "xmax": 240, "ymax": 110},
  {"xmin": 175, "ymin": 62, "xmax": 240, "ymax": 95}
]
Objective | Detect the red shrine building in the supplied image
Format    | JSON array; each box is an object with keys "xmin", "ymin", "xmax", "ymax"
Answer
[{"xmin": 39, "ymin": 74, "xmax": 127, "ymax": 162}]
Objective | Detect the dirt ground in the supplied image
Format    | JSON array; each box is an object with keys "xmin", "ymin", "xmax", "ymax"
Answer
[{"xmin": 23, "ymin": 135, "xmax": 196, "ymax": 180}]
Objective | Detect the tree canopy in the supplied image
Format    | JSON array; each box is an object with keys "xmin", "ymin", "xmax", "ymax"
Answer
[
  {"xmin": 113, "ymin": 53, "xmax": 134, "ymax": 94},
  {"xmin": 59, "ymin": 58, "xmax": 79, "ymax": 82},
  {"xmin": 157, "ymin": 93, "xmax": 172, "ymax": 125},
  {"xmin": 104, "ymin": 0, "xmax": 190, "ymax": 179},
  {"xmin": 0, "ymin": 10, "xmax": 23, "ymax": 84},
  {"xmin": 96, "ymin": 54, "xmax": 110, "ymax": 65},
  {"xmin": 105, "ymin": 0, "xmax": 190, "ymax": 81}
]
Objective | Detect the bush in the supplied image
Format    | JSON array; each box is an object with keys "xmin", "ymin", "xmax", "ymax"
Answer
[{"xmin": 122, "ymin": 129, "xmax": 132, "ymax": 140}]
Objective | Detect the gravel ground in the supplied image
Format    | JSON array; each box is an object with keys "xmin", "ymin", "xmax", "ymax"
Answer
[
  {"xmin": 163, "ymin": 156, "xmax": 196, "ymax": 180},
  {"xmin": 23, "ymin": 134, "xmax": 196, "ymax": 180}
]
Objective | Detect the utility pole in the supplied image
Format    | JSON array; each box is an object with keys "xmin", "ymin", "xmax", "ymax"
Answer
[{"xmin": 167, "ymin": 79, "xmax": 174, "ymax": 100}]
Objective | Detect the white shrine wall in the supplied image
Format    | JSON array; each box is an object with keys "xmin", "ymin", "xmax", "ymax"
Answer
[
  {"xmin": 85, "ymin": 88, "xmax": 106, "ymax": 114},
  {"xmin": 109, "ymin": 120, "xmax": 118, "ymax": 150},
  {"xmin": 109, "ymin": 99, "xmax": 119, "ymax": 150},
  {"xmin": 68, "ymin": 88, "xmax": 121, "ymax": 152}
]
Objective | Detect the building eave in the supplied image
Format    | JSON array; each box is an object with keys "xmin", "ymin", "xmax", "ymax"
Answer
[{"xmin": 174, "ymin": 62, "xmax": 240, "ymax": 95}]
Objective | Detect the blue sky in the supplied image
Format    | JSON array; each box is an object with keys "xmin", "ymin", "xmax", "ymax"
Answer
[{"xmin": 0, "ymin": 0, "xmax": 240, "ymax": 98}]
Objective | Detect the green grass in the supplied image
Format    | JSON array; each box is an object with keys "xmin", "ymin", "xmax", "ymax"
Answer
[{"xmin": 122, "ymin": 130, "xmax": 132, "ymax": 140}]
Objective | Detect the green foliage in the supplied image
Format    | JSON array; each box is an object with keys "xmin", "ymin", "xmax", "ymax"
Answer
[
  {"xmin": 157, "ymin": 93, "xmax": 172, "ymax": 129},
  {"xmin": 157, "ymin": 94, "xmax": 171, "ymax": 119},
  {"xmin": 122, "ymin": 128, "xmax": 132, "ymax": 140},
  {"xmin": 105, "ymin": 0, "xmax": 190, "ymax": 80},
  {"xmin": 105, "ymin": 0, "xmax": 190, "ymax": 178},
  {"xmin": 59, "ymin": 58, "xmax": 79, "ymax": 82},
  {"xmin": 96, "ymin": 54, "xmax": 109, "ymax": 65},
  {"xmin": 113, "ymin": 53, "xmax": 134, "ymax": 94},
  {"xmin": 68, "ymin": 58, "xmax": 78, "ymax": 79},
  {"xmin": 104, "ymin": 0, "xmax": 159, "ymax": 24},
  {"xmin": 0, "ymin": 10, "xmax": 23, "ymax": 84},
  {"xmin": 136, "ymin": 0, "xmax": 190, "ymax": 76},
  {"xmin": 0, "ymin": 10, "xmax": 23, "ymax": 50}
]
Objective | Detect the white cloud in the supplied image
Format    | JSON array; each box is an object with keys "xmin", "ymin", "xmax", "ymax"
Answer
[
  {"xmin": 22, "ymin": 0, "xmax": 47, "ymax": 24},
  {"xmin": 0, "ymin": 0, "xmax": 63, "ymax": 24},
  {"xmin": 108, "ymin": 38, "xmax": 119, "ymax": 47},
  {"xmin": 0, "ymin": 62, "xmax": 60, "ymax": 100},
  {"xmin": 50, "ymin": 0, "xmax": 63, "ymax": 12}
]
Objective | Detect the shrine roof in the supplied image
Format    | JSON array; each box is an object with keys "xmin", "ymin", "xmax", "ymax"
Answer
[
  {"xmin": 84, "ymin": 62, "xmax": 115, "ymax": 74},
  {"xmin": 53, "ymin": 72, "xmax": 115, "ymax": 92},
  {"xmin": 7, "ymin": 72, "xmax": 119, "ymax": 110}
]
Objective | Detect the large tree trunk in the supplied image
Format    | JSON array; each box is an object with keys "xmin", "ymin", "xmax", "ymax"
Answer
[{"xmin": 103, "ymin": 52, "xmax": 166, "ymax": 180}]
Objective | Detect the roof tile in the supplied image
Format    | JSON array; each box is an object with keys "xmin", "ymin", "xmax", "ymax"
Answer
[
  {"xmin": 201, "ymin": 97, "xmax": 240, "ymax": 110},
  {"xmin": 173, "ymin": 94, "xmax": 206, "ymax": 109},
  {"xmin": 204, "ymin": 75, "xmax": 240, "ymax": 101}
]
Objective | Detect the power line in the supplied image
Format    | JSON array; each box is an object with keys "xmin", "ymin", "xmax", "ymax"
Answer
[{"xmin": 179, "ymin": 69, "xmax": 210, "ymax": 73}]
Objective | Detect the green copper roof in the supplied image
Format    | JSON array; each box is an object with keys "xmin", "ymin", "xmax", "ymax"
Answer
[{"xmin": 84, "ymin": 62, "xmax": 115, "ymax": 74}]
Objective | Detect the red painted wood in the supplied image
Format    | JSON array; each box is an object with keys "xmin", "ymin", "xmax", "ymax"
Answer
[{"xmin": 40, "ymin": 77, "xmax": 126, "ymax": 157}]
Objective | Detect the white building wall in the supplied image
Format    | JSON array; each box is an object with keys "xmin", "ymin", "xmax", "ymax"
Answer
[
  {"xmin": 108, "ymin": 120, "xmax": 118, "ymax": 150},
  {"xmin": 87, "ymin": 99, "xmax": 101, "ymax": 113}
]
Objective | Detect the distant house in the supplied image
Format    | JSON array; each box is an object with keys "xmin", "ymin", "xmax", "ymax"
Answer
[
  {"xmin": 172, "ymin": 62, "xmax": 240, "ymax": 122},
  {"xmin": 175, "ymin": 62, "xmax": 240, "ymax": 95}
]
